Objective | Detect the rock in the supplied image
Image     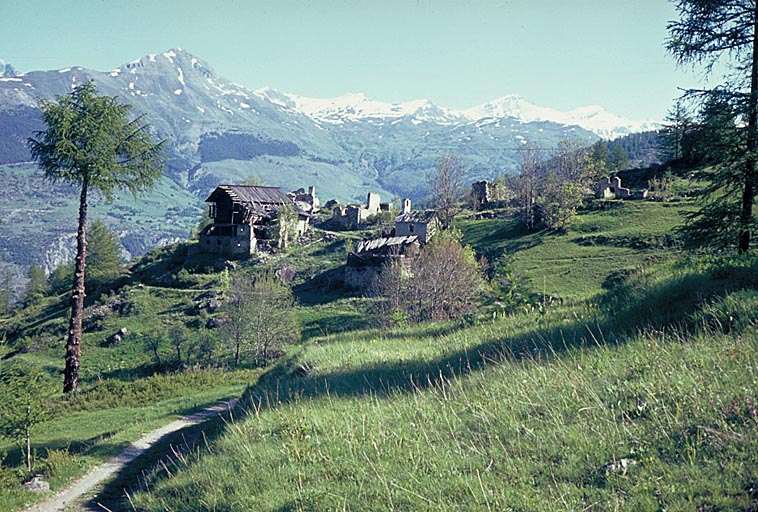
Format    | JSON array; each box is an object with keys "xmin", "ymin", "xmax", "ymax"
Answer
[
  {"xmin": 206, "ymin": 316, "xmax": 227, "ymax": 329},
  {"xmin": 600, "ymin": 458, "xmax": 636, "ymax": 475},
  {"xmin": 275, "ymin": 266, "xmax": 296, "ymax": 284},
  {"xmin": 207, "ymin": 298, "xmax": 222, "ymax": 312},
  {"xmin": 213, "ymin": 259, "xmax": 236, "ymax": 272},
  {"xmin": 22, "ymin": 475, "xmax": 50, "ymax": 493}
]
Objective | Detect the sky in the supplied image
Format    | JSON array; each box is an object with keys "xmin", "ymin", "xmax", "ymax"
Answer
[{"xmin": 3, "ymin": 0, "xmax": 707, "ymax": 122}]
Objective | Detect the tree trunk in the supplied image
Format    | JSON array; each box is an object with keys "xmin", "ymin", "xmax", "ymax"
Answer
[
  {"xmin": 63, "ymin": 179, "xmax": 88, "ymax": 393},
  {"xmin": 25, "ymin": 426, "xmax": 31, "ymax": 472},
  {"xmin": 740, "ymin": 7, "xmax": 758, "ymax": 253}
]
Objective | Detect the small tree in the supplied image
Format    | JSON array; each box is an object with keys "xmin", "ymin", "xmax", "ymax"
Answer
[
  {"xmin": 220, "ymin": 274, "xmax": 255, "ymax": 367},
  {"xmin": 0, "ymin": 361, "xmax": 51, "ymax": 472},
  {"xmin": 0, "ymin": 269, "xmax": 13, "ymax": 316},
  {"xmin": 22, "ymin": 264, "xmax": 48, "ymax": 305},
  {"xmin": 86, "ymin": 219, "xmax": 123, "ymax": 289},
  {"xmin": 28, "ymin": 82, "xmax": 165, "ymax": 392},
  {"xmin": 275, "ymin": 203, "xmax": 297, "ymax": 250},
  {"xmin": 143, "ymin": 331, "xmax": 166, "ymax": 367},
  {"xmin": 169, "ymin": 325, "xmax": 189, "ymax": 367},
  {"xmin": 513, "ymin": 143, "xmax": 542, "ymax": 231},
  {"xmin": 247, "ymin": 273, "xmax": 299, "ymax": 364},
  {"xmin": 429, "ymin": 155, "xmax": 465, "ymax": 229},
  {"xmin": 372, "ymin": 231, "xmax": 485, "ymax": 323},
  {"xmin": 220, "ymin": 273, "xmax": 299, "ymax": 366}
]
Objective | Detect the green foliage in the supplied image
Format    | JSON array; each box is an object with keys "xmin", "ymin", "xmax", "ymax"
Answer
[
  {"xmin": 221, "ymin": 272, "xmax": 300, "ymax": 366},
  {"xmin": 28, "ymin": 82, "xmax": 166, "ymax": 201},
  {"xmin": 86, "ymin": 219, "xmax": 122, "ymax": 289},
  {"xmin": 0, "ymin": 361, "xmax": 53, "ymax": 471},
  {"xmin": 609, "ymin": 143, "xmax": 629, "ymax": 171},
  {"xmin": 372, "ymin": 236, "xmax": 485, "ymax": 323},
  {"xmin": 21, "ymin": 264, "xmax": 47, "ymax": 306}
]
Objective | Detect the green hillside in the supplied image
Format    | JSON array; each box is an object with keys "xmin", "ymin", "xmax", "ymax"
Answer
[{"xmin": 1, "ymin": 194, "xmax": 757, "ymax": 511}]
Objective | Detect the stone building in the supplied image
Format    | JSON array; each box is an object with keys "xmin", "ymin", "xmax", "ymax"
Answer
[
  {"xmin": 595, "ymin": 176, "xmax": 648, "ymax": 200},
  {"xmin": 394, "ymin": 199, "xmax": 439, "ymax": 244},
  {"xmin": 289, "ymin": 186, "xmax": 320, "ymax": 215},
  {"xmin": 198, "ymin": 185, "xmax": 309, "ymax": 256},
  {"xmin": 344, "ymin": 235, "xmax": 420, "ymax": 289},
  {"xmin": 331, "ymin": 192, "xmax": 382, "ymax": 227}
]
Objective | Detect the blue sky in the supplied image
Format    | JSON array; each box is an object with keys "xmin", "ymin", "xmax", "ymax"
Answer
[{"xmin": 4, "ymin": 0, "xmax": 704, "ymax": 121}]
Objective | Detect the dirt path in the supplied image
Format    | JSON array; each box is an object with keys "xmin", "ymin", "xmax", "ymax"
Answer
[{"xmin": 25, "ymin": 398, "xmax": 239, "ymax": 512}]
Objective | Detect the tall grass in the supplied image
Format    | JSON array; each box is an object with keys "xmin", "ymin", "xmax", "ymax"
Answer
[{"xmin": 131, "ymin": 306, "xmax": 758, "ymax": 510}]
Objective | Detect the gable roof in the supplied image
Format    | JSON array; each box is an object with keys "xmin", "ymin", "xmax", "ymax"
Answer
[
  {"xmin": 355, "ymin": 235, "xmax": 419, "ymax": 254},
  {"xmin": 205, "ymin": 185, "xmax": 291, "ymax": 205},
  {"xmin": 395, "ymin": 210, "xmax": 438, "ymax": 224}
]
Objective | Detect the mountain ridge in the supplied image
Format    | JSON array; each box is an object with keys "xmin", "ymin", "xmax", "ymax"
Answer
[{"xmin": 0, "ymin": 48, "xmax": 661, "ymax": 281}]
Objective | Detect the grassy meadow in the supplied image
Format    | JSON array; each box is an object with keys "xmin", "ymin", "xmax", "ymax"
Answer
[{"xmin": 2, "ymin": 195, "xmax": 757, "ymax": 511}]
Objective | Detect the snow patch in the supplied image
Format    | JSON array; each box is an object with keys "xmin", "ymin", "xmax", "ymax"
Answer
[
  {"xmin": 461, "ymin": 94, "xmax": 659, "ymax": 139},
  {"xmin": 196, "ymin": 106, "xmax": 205, "ymax": 113},
  {"xmin": 129, "ymin": 82, "xmax": 135, "ymax": 90},
  {"xmin": 240, "ymin": 102, "xmax": 250, "ymax": 109},
  {"xmin": 177, "ymin": 67, "xmax": 185, "ymax": 86},
  {"xmin": 0, "ymin": 77, "xmax": 22, "ymax": 82},
  {"xmin": 58, "ymin": 68, "xmax": 71, "ymax": 73},
  {"xmin": 149, "ymin": 54, "xmax": 156, "ymax": 62},
  {"xmin": 174, "ymin": 89, "xmax": 183, "ymax": 95},
  {"xmin": 163, "ymin": 50, "xmax": 176, "ymax": 63},
  {"xmin": 110, "ymin": 69, "xmax": 121, "ymax": 77}
]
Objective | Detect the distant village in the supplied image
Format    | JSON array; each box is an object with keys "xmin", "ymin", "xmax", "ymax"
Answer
[{"xmin": 197, "ymin": 172, "xmax": 652, "ymax": 290}]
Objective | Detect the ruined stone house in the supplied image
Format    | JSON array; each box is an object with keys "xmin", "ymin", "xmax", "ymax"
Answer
[
  {"xmin": 344, "ymin": 235, "xmax": 420, "ymax": 289},
  {"xmin": 393, "ymin": 198, "xmax": 439, "ymax": 244},
  {"xmin": 331, "ymin": 192, "xmax": 382, "ymax": 227},
  {"xmin": 595, "ymin": 176, "xmax": 648, "ymax": 200},
  {"xmin": 198, "ymin": 185, "xmax": 310, "ymax": 256},
  {"xmin": 344, "ymin": 199, "xmax": 439, "ymax": 289},
  {"xmin": 289, "ymin": 186, "xmax": 320, "ymax": 215}
]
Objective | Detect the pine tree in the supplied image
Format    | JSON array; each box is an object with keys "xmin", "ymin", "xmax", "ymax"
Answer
[
  {"xmin": 28, "ymin": 82, "xmax": 165, "ymax": 392},
  {"xmin": 86, "ymin": 219, "xmax": 123, "ymax": 290},
  {"xmin": 667, "ymin": 0, "xmax": 758, "ymax": 252}
]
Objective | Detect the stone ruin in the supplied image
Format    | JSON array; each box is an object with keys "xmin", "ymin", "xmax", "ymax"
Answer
[
  {"xmin": 330, "ymin": 192, "xmax": 383, "ymax": 227},
  {"xmin": 595, "ymin": 176, "xmax": 648, "ymax": 200}
]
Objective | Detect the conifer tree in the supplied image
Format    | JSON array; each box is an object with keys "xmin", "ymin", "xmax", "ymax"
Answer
[
  {"xmin": 667, "ymin": 0, "xmax": 758, "ymax": 252},
  {"xmin": 28, "ymin": 82, "xmax": 165, "ymax": 392}
]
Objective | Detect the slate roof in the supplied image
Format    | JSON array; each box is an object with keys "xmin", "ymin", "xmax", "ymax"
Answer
[
  {"xmin": 394, "ymin": 210, "xmax": 438, "ymax": 224},
  {"xmin": 205, "ymin": 185, "xmax": 291, "ymax": 205},
  {"xmin": 355, "ymin": 235, "xmax": 419, "ymax": 254},
  {"xmin": 205, "ymin": 185, "xmax": 310, "ymax": 218}
]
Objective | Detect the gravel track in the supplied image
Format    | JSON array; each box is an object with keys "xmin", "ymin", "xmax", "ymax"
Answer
[{"xmin": 25, "ymin": 398, "xmax": 239, "ymax": 512}]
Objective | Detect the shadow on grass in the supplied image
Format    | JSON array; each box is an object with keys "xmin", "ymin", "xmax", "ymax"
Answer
[
  {"xmin": 92, "ymin": 257, "xmax": 758, "ymax": 506},
  {"xmin": 300, "ymin": 312, "xmax": 367, "ymax": 341},
  {"xmin": 245, "ymin": 319, "xmax": 602, "ymax": 414},
  {"xmin": 82, "ymin": 396, "xmax": 240, "ymax": 512}
]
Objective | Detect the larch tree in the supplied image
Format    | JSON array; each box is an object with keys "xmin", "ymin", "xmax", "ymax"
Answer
[
  {"xmin": 667, "ymin": 0, "xmax": 758, "ymax": 252},
  {"xmin": 28, "ymin": 82, "xmax": 165, "ymax": 392}
]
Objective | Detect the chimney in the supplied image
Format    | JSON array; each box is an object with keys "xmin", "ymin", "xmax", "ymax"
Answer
[
  {"xmin": 402, "ymin": 198, "xmax": 412, "ymax": 214},
  {"xmin": 308, "ymin": 185, "xmax": 315, "ymax": 196}
]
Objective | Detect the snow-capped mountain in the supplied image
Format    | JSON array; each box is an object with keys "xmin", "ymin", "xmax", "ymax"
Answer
[
  {"xmin": 253, "ymin": 87, "xmax": 466, "ymax": 126},
  {"xmin": 0, "ymin": 48, "xmax": 662, "ymax": 275},
  {"xmin": 461, "ymin": 94, "xmax": 659, "ymax": 140},
  {"xmin": 253, "ymin": 88, "xmax": 658, "ymax": 140}
]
